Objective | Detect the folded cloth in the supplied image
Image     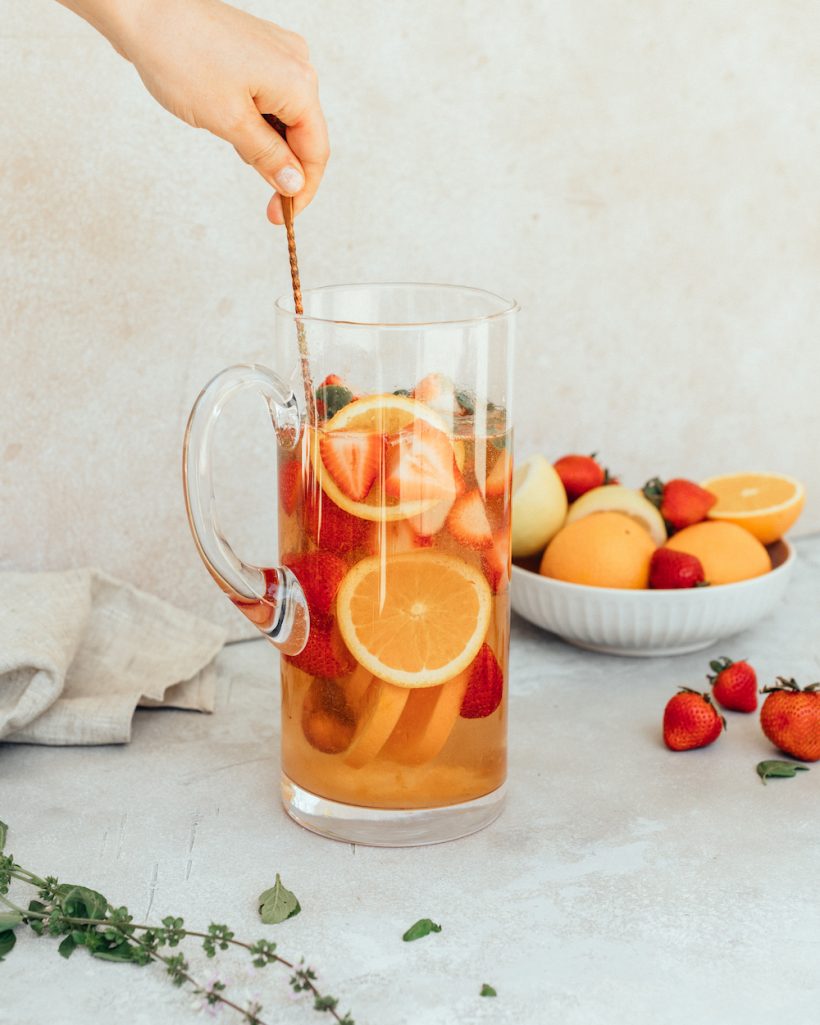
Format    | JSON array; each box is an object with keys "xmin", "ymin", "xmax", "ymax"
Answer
[{"xmin": 0, "ymin": 569, "xmax": 227, "ymax": 745}]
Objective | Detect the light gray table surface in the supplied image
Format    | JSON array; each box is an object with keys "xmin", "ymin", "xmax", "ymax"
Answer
[{"xmin": 3, "ymin": 538, "xmax": 820, "ymax": 1025}]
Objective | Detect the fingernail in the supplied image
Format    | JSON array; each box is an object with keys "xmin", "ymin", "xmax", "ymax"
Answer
[{"xmin": 274, "ymin": 166, "xmax": 304, "ymax": 194}]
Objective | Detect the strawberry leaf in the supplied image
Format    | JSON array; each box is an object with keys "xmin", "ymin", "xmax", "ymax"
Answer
[
  {"xmin": 756, "ymin": 759, "xmax": 810, "ymax": 785},
  {"xmin": 402, "ymin": 918, "xmax": 442, "ymax": 942}
]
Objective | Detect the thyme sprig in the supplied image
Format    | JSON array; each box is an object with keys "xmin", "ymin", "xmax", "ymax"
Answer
[{"xmin": 0, "ymin": 820, "xmax": 352, "ymax": 1025}]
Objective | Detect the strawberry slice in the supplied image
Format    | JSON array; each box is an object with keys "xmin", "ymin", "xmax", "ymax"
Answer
[
  {"xmin": 383, "ymin": 422, "xmax": 460, "ymax": 504},
  {"xmin": 278, "ymin": 459, "xmax": 302, "ymax": 516},
  {"xmin": 284, "ymin": 616, "xmax": 355, "ymax": 679},
  {"xmin": 320, "ymin": 431, "xmax": 381, "ymax": 502},
  {"xmin": 485, "ymin": 451, "xmax": 512, "ymax": 498},
  {"xmin": 305, "ymin": 488, "xmax": 371, "ymax": 553},
  {"xmin": 481, "ymin": 528, "xmax": 510, "ymax": 593},
  {"xmin": 282, "ymin": 551, "xmax": 348, "ymax": 617},
  {"xmin": 460, "ymin": 644, "xmax": 504, "ymax": 719},
  {"xmin": 447, "ymin": 490, "xmax": 493, "ymax": 550},
  {"xmin": 406, "ymin": 496, "xmax": 454, "ymax": 539}
]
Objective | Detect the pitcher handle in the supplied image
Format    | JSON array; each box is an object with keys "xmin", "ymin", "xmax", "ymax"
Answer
[{"xmin": 182, "ymin": 363, "xmax": 309, "ymax": 654}]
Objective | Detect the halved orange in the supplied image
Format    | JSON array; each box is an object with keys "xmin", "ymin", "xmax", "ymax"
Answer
[
  {"xmin": 306, "ymin": 394, "xmax": 463, "ymax": 522},
  {"xmin": 336, "ymin": 552, "xmax": 492, "ymax": 688},
  {"xmin": 700, "ymin": 472, "xmax": 805, "ymax": 544},
  {"xmin": 380, "ymin": 671, "xmax": 469, "ymax": 765}
]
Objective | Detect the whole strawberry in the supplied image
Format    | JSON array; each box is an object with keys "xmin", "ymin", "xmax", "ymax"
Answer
[
  {"xmin": 707, "ymin": 656, "xmax": 757, "ymax": 712},
  {"xmin": 554, "ymin": 453, "xmax": 612, "ymax": 502},
  {"xmin": 644, "ymin": 477, "xmax": 717, "ymax": 532},
  {"xmin": 663, "ymin": 688, "xmax": 725, "ymax": 751},
  {"xmin": 760, "ymin": 678, "xmax": 820, "ymax": 762},
  {"xmin": 649, "ymin": 548, "xmax": 706, "ymax": 589}
]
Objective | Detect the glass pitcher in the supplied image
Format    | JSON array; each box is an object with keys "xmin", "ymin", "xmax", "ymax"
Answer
[{"xmin": 183, "ymin": 283, "xmax": 517, "ymax": 845}]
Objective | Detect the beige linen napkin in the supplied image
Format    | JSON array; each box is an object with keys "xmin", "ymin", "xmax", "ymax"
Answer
[{"xmin": 0, "ymin": 569, "xmax": 227, "ymax": 745}]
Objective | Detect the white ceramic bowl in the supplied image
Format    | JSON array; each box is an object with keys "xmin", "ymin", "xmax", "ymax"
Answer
[{"xmin": 510, "ymin": 541, "xmax": 795, "ymax": 657}]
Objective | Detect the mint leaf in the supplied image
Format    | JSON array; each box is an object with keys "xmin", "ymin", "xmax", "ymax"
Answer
[
  {"xmin": 316, "ymin": 384, "xmax": 353, "ymax": 420},
  {"xmin": 58, "ymin": 935, "xmax": 78, "ymax": 959},
  {"xmin": 258, "ymin": 874, "xmax": 301, "ymax": 925},
  {"xmin": 0, "ymin": 820, "xmax": 7, "ymax": 851},
  {"xmin": 56, "ymin": 884, "xmax": 109, "ymax": 920},
  {"xmin": 402, "ymin": 918, "xmax": 442, "ymax": 942},
  {"xmin": 757, "ymin": 760, "xmax": 810, "ymax": 785},
  {"xmin": 480, "ymin": 983, "xmax": 497, "ymax": 997},
  {"xmin": 0, "ymin": 929, "xmax": 16, "ymax": 960}
]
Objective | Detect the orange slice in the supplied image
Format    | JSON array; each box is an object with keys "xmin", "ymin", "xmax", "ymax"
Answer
[
  {"xmin": 306, "ymin": 394, "xmax": 460, "ymax": 522},
  {"xmin": 336, "ymin": 552, "xmax": 492, "ymax": 688},
  {"xmin": 381, "ymin": 671, "xmax": 469, "ymax": 765},
  {"xmin": 700, "ymin": 472, "xmax": 805, "ymax": 544},
  {"xmin": 343, "ymin": 677, "xmax": 409, "ymax": 769}
]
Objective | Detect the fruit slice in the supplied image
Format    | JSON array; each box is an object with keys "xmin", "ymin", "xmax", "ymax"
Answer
[
  {"xmin": 307, "ymin": 394, "xmax": 458, "ymax": 522},
  {"xmin": 566, "ymin": 484, "xmax": 667, "ymax": 546},
  {"xmin": 511, "ymin": 454, "xmax": 568, "ymax": 558},
  {"xmin": 447, "ymin": 490, "xmax": 494, "ymax": 549},
  {"xmin": 284, "ymin": 617, "xmax": 355, "ymax": 678},
  {"xmin": 343, "ymin": 677, "xmax": 409, "ymax": 769},
  {"xmin": 406, "ymin": 496, "xmax": 454, "ymax": 538},
  {"xmin": 481, "ymin": 528, "xmax": 510, "ymax": 593},
  {"xmin": 381, "ymin": 671, "xmax": 470, "ymax": 765},
  {"xmin": 700, "ymin": 472, "xmax": 805, "ymax": 544},
  {"xmin": 336, "ymin": 552, "xmax": 492, "ymax": 688},
  {"xmin": 319, "ymin": 431, "xmax": 381, "ymax": 501},
  {"xmin": 282, "ymin": 551, "xmax": 348, "ymax": 617},
  {"xmin": 301, "ymin": 678, "xmax": 356, "ymax": 754},
  {"xmin": 485, "ymin": 450, "xmax": 512, "ymax": 498},
  {"xmin": 384, "ymin": 421, "xmax": 461, "ymax": 504},
  {"xmin": 460, "ymin": 644, "xmax": 504, "ymax": 719}
]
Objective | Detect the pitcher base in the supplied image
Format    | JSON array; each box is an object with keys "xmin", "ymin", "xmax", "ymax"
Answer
[{"xmin": 280, "ymin": 774, "xmax": 506, "ymax": 847}]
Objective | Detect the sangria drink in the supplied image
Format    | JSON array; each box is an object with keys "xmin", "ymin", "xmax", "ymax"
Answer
[
  {"xmin": 278, "ymin": 378, "xmax": 512, "ymax": 812},
  {"xmin": 183, "ymin": 283, "xmax": 517, "ymax": 843}
]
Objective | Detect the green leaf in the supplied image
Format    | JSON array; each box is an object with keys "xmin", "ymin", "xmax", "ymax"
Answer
[
  {"xmin": 56, "ymin": 884, "xmax": 108, "ymax": 921},
  {"xmin": 58, "ymin": 934, "xmax": 78, "ymax": 959},
  {"xmin": 0, "ymin": 912, "xmax": 23, "ymax": 930},
  {"xmin": 480, "ymin": 983, "xmax": 497, "ymax": 997},
  {"xmin": 93, "ymin": 943, "xmax": 137, "ymax": 962},
  {"xmin": 756, "ymin": 760, "xmax": 810, "ymax": 785},
  {"xmin": 0, "ymin": 929, "xmax": 17, "ymax": 960},
  {"xmin": 315, "ymin": 384, "xmax": 353, "ymax": 420},
  {"xmin": 258, "ymin": 875, "xmax": 301, "ymax": 925},
  {"xmin": 455, "ymin": 389, "xmax": 476, "ymax": 415},
  {"xmin": 402, "ymin": 918, "xmax": 442, "ymax": 942},
  {"xmin": 0, "ymin": 821, "xmax": 7, "ymax": 852}
]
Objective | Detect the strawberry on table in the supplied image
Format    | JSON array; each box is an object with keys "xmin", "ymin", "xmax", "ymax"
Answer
[
  {"xmin": 282, "ymin": 551, "xmax": 348, "ymax": 618},
  {"xmin": 320, "ymin": 431, "xmax": 382, "ymax": 502},
  {"xmin": 649, "ymin": 548, "xmax": 706, "ymax": 589},
  {"xmin": 447, "ymin": 490, "xmax": 494, "ymax": 550},
  {"xmin": 644, "ymin": 477, "xmax": 717, "ymax": 532},
  {"xmin": 707, "ymin": 657, "xmax": 757, "ymax": 713},
  {"xmin": 663, "ymin": 688, "xmax": 725, "ymax": 751},
  {"xmin": 554, "ymin": 453, "xmax": 611, "ymax": 502},
  {"xmin": 460, "ymin": 644, "xmax": 504, "ymax": 719},
  {"xmin": 760, "ymin": 678, "xmax": 820, "ymax": 762}
]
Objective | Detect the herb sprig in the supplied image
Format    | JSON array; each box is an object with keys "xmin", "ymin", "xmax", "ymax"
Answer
[{"xmin": 0, "ymin": 820, "xmax": 353, "ymax": 1025}]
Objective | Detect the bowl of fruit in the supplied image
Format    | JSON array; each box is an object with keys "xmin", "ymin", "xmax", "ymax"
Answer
[{"xmin": 510, "ymin": 454, "xmax": 803, "ymax": 656}]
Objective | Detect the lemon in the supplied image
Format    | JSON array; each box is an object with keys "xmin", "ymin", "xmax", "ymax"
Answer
[
  {"xmin": 511, "ymin": 454, "xmax": 568, "ymax": 558},
  {"xmin": 565, "ymin": 485, "xmax": 667, "ymax": 546}
]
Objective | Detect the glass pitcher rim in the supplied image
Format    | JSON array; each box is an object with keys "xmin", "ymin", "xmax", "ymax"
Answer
[{"xmin": 274, "ymin": 281, "xmax": 519, "ymax": 330}]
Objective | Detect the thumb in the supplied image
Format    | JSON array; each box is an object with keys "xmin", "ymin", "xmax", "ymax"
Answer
[{"xmin": 230, "ymin": 109, "xmax": 305, "ymax": 196}]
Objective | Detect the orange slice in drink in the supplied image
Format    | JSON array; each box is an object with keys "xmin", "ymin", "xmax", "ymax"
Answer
[
  {"xmin": 343, "ymin": 677, "xmax": 409, "ymax": 769},
  {"xmin": 700, "ymin": 472, "xmax": 805, "ymax": 544},
  {"xmin": 307, "ymin": 394, "xmax": 461, "ymax": 522},
  {"xmin": 381, "ymin": 671, "xmax": 469, "ymax": 766},
  {"xmin": 336, "ymin": 552, "xmax": 492, "ymax": 688}
]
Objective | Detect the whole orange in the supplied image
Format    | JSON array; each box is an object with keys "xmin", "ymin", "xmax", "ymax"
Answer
[
  {"xmin": 539, "ymin": 511, "xmax": 656, "ymax": 589},
  {"xmin": 663, "ymin": 521, "xmax": 770, "ymax": 584}
]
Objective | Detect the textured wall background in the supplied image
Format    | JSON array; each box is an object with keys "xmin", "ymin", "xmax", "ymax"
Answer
[{"xmin": 2, "ymin": 0, "xmax": 819, "ymax": 636}]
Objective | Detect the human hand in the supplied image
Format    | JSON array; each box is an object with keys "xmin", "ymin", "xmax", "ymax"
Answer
[{"xmin": 115, "ymin": 0, "xmax": 329, "ymax": 222}]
